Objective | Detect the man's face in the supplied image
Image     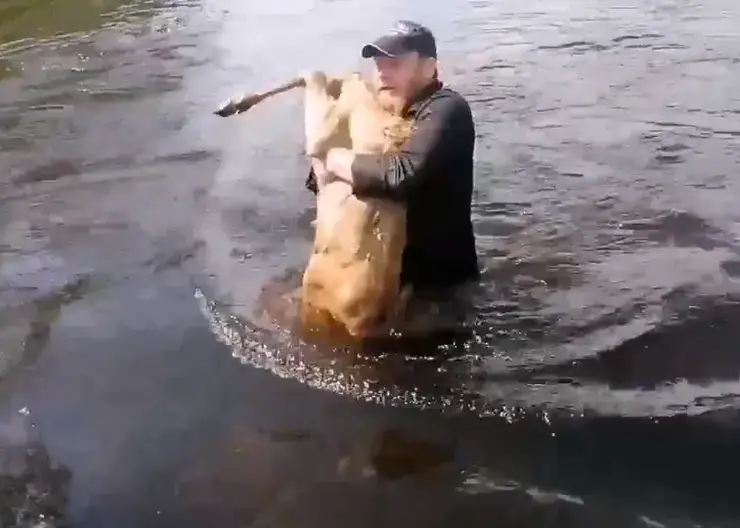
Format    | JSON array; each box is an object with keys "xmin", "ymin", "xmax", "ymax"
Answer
[{"xmin": 371, "ymin": 53, "xmax": 430, "ymax": 106}]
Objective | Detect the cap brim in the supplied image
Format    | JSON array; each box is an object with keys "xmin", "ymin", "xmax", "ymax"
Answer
[
  {"xmin": 361, "ymin": 34, "xmax": 408, "ymax": 58},
  {"xmin": 361, "ymin": 43, "xmax": 396, "ymax": 58}
]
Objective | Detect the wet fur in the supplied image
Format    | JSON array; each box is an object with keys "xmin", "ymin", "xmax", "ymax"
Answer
[{"xmin": 300, "ymin": 72, "xmax": 413, "ymax": 341}]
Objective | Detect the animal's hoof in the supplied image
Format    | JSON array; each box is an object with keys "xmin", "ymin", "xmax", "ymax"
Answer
[{"xmin": 214, "ymin": 100, "xmax": 237, "ymax": 117}]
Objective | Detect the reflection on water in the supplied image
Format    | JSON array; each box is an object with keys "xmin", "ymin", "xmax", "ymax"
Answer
[
  {"xmin": 0, "ymin": 408, "xmax": 71, "ymax": 527},
  {"xmin": 0, "ymin": 0, "xmax": 124, "ymax": 39},
  {"xmin": 175, "ymin": 426, "xmax": 458, "ymax": 527},
  {"xmin": 0, "ymin": 275, "xmax": 94, "ymax": 382},
  {"xmin": 2, "ymin": 0, "xmax": 740, "ymax": 525}
]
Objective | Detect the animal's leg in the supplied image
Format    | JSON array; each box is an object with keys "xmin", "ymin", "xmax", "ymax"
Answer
[
  {"xmin": 214, "ymin": 77, "xmax": 306, "ymax": 117},
  {"xmin": 303, "ymin": 73, "xmax": 345, "ymax": 158}
]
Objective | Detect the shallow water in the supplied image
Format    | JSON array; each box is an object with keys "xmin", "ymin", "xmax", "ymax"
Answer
[{"xmin": 2, "ymin": 0, "xmax": 740, "ymax": 526}]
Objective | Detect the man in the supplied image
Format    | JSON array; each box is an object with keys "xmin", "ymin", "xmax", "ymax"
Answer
[{"xmin": 305, "ymin": 20, "xmax": 479, "ymax": 297}]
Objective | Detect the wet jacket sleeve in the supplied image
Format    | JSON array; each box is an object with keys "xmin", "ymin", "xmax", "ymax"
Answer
[{"xmin": 350, "ymin": 94, "xmax": 465, "ymax": 201}]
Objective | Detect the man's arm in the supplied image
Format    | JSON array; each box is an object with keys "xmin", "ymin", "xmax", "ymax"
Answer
[{"xmin": 324, "ymin": 91, "xmax": 472, "ymax": 201}]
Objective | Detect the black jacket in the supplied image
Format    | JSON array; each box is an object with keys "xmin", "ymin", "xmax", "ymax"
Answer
[{"xmin": 305, "ymin": 80, "xmax": 479, "ymax": 292}]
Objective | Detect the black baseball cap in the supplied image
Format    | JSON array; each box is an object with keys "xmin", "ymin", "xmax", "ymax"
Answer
[{"xmin": 361, "ymin": 20, "xmax": 437, "ymax": 59}]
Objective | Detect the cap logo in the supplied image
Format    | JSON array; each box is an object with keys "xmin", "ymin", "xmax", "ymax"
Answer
[{"xmin": 390, "ymin": 20, "xmax": 420, "ymax": 36}]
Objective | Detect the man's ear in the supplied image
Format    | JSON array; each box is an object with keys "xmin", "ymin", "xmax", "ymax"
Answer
[{"xmin": 423, "ymin": 58, "xmax": 440, "ymax": 80}]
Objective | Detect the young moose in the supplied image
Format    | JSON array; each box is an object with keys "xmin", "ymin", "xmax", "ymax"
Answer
[{"xmin": 215, "ymin": 71, "xmax": 413, "ymax": 341}]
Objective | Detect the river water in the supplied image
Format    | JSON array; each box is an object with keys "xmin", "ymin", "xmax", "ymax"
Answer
[{"xmin": 2, "ymin": 0, "xmax": 740, "ymax": 526}]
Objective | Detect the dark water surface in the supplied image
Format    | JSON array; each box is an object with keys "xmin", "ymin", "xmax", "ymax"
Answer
[{"xmin": 2, "ymin": 0, "xmax": 740, "ymax": 526}]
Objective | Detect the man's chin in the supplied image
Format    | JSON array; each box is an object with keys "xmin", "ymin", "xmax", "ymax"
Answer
[{"xmin": 377, "ymin": 89, "xmax": 406, "ymax": 114}]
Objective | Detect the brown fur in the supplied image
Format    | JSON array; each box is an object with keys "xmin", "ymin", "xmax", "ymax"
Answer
[
  {"xmin": 214, "ymin": 72, "xmax": 413, "ymax": 341},
  {"xmin": 300, "ymin": 72, "xmax": 412, "ymax": 341}
]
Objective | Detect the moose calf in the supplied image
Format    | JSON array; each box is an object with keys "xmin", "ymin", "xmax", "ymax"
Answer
[{"xmin": 215, "ymin": 72, "xmax": 412, "ymax": 341}]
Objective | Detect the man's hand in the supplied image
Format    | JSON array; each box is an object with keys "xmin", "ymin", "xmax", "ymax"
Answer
[
  {"xmin": 310, "ymin": 157, "xmax": 332, "ymax": 189},
  {"xmin": 307, "ymin": 152, "xmax": 350, "ymax": 190},
  {"xmin": 324, "ymin": 148, "xmax": 356, "ymax": 185}
]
